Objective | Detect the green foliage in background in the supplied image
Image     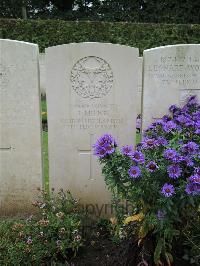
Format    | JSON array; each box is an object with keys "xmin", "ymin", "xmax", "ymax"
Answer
[
  {"xmin": 0, "ymin": 19, "xmax": 200, "ymax": 54},
  {"xmin": 1, "ymin": 1, "xmax": 200, "ymax": 24}
]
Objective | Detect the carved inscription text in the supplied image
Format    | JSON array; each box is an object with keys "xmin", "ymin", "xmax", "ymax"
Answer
[{"xmin": 146, "ymin": 55, "xmax": 200, "ymax": 88}]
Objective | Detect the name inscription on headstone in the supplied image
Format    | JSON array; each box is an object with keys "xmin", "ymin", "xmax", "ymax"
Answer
[
  {"xmin": 146, "ymin": 55, "xmax": 200, "ymax": 86},
  {"xmin": 60, "ymin": 104, "xmax": 124, "ymax": 130}
]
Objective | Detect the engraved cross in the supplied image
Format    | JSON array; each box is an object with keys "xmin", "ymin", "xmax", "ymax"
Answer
[
  {"xmin": 0, "ymin": 146, "xmax": 13, "ymax": 151},
  {"xmin": 78, "ymin": 134, "xmax": 94, "ymax": 180}
]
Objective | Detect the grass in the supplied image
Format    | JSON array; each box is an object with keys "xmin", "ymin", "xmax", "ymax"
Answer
[
  {"xmin": 41, "ymin": 99, "xmax": 141, "ymax": 192},
  {"xmin": 136, "ymin": 132, "xmax": 141, "ymax": 144},
  {"xmin": 42, "ymin": 131, "xmax": 49, "ymax": 191},
  {"xmin": 41, "ymin": 98, "xmax": 47, "ymax": 112},
  {"xmin": 41, "ymin": 97, "xmax": 47, "ymax": 123},
  {"xmin": 41, "ymin": 99, "xmax": 49, "ymax": 190}
]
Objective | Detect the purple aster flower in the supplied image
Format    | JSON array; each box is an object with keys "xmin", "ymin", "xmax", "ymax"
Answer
[
  {"xmin": 194, "ymin": 167, "xmax": 200, "ymax": 176},
  {"xmin": 153, "ymin": 119, "xmax": 164, "ymax": 126},
  {"xmin": 186, "ymin": 120, "xmax": 195, "ymax": 127},
  {"xmin": 169, "ymin": 104, "xmax": 179, "ymax": 114},
  {"xmin": 131, "ymin": 151, "xmax": 145, "ymax": 164},
  {"xmin": 167, "ymin": 164, "xmax": 182, "ymax": 179},
  {"xmin": 189, "ymin": 175, "xmax": 200, "ymax": 184},
  {"xmin": 195, "ymin": 128, "xmax": 200, "ymax": 134},
  {"xmin": 193, "ymin": 110, "xmax": 200, "ymax": 121},
  {"xmin": 192, "ymin": 183, "xmax": 200, "ymax": 195},
  {"xmin": 185, "ymin": 182, "xmax": 200, "ymax": 196},
  {"xmin": 181, "ymin": 104, "xmax": 189, "ymax": 113},
  {"xmin": 181, "ymin": 141, "xmax": 199, "ymax": 155},
  {"xmin": 94, "ymin": 146, "xmax": 107, "ymax": 158},
  {"xmin": 195, "ymin": 120, "xmax": 200, "ymax": 128},
  {"xmin": 135, "ymin": 143, "xmax": 142, "ymax": 151},
  {"xmin": 183, "ymin": 156, "xmax": 194, "ymax": 167},
  {"xmin": 121, "ymin": 145, "xmax": 133, "ymax": 156},
  {"xmin": 157, "ymin": 210, "xmax": 166, "ymax": 220},
  {"xmin": 186, "ymin": 95, "xmax": 198, "ymax": 106},
  {"xmin": 143, "ymin": 124, "xmax": 156, "ymax": 133},
  {"xmin": 194, "ymin": 120, "xmax": 200, "ymax": 134},
  {"xmin": 157, "ymin": 137, "xmax": 168, "ymax": 146},
  {"xmin": 146, "ymin": 161, "xmax": 158, "ymax": 172},
  {"xmin": 163, "ymin": 121, "xmax": 177, "ymax": 133},
  {"xmin": 175, "ymin": 114, "xmax": 190, "ymax": 125},
  {"xmin": 176, "ymin": 125, "xmax": 183, "ymax": 132},
  {"xmin": 185, "ymin": 183, "xmax": 194, "ymax": 195},
  {"xmin": 104, "ymin": 144, "xmax": 115, "ymax": 155},
  {"xmin": 163, "ymin": 148, "xmax": 177, "ymax": 160},
  {"xmin": 95, "ymin": 133, "xmax": 117, "ymax": 147},
  {"xmin": 172, "ymin": 154, "xmax": 184, "ymax": 163},
  {"xmin": 128, "ymin": 166, "xmax": 141, "ymax": 179},
  {"xmin": 162, "ymin": 115, "xmax": 171, "ymax": 122},
  {"xmin": 93, "ymin": 134, "xmax": 117, "ymax": 158},
  {"xmin": 141, "ymin": 137, "xmax": 159, "ymax": 150},
  {"xmin": 161, "ymin": 183, "xmax": 175, "ymax": 197}
]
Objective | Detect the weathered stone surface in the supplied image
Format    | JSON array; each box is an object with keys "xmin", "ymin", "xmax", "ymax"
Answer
[
  {"xmin": 46, "ymin": 42, "xmax": 139, "ymax": 216},
  {"xmin": 137, "ymin": 57, "xmax": 143, "ymax": 114},
  {"xmin": 142, "ymin": 44, "xmax": 200, "ymax": 130},
  {"xmin": 39, "ymin": 53, "xmax": 46, "ymax": 96},
  {"xmin": 0, "ymin": 39, "xmax": 43, "ymax": 216}
]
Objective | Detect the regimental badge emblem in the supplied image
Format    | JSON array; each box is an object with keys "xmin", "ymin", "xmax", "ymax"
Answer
[{"xmin": 71, "ymin": 56, "xmax": 113, "ymax": 99}]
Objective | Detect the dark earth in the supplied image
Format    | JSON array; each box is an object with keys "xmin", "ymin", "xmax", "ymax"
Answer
[{"xmin": 68, "ymin": 223, "xmax": 191, "ymax": 266}]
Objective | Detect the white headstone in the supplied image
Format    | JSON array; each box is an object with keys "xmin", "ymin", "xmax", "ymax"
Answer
[
  {"xmin": 46, "ymin": 42, "xmax": 139, "ymax": 216},
  {"xmin": 0, "ymin": 39, "xmax": 43, "ymax": 216},
  {"xmin": 39, "ymin": 53, "xmax": 46, "ymax": 96},
  {"xmin": 137, "ymin": 57, "xmax": 143, "ymax": 114},
  {"xmin": 142, "ymin": 44, "xmax": 200, "ymax": 130}
]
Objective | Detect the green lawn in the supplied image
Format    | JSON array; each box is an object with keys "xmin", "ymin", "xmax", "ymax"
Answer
[
  {"xmin": 42, "ymin": 131, "xmax": 49, "ymax": 191},
  {"xmin": 41, "ymin": 99, "xmax": 49, "ymax": 190},
  {"xmin": 136, "ymin": 132, "xmax": 141, "ymax": 144},
  {"xmin": 41, "ymin": 98, "xmax": 47, "ymax": 112}
]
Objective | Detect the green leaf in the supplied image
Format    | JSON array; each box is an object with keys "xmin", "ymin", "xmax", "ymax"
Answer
[{"xmin": 154, "ymin": 238, "xmax": 163, "ymax": 264}]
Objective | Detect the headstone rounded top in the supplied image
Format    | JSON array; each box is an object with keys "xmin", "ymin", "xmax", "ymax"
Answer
[
  {"xmin": 0, "ymin": 39, "xmax": 38, "ymax": 47},
  {"xmin": 45, "ymin": 42, "xmax": 139, "ymax": 54},
  {"xmin": 144, "ymin": 44, "xmax": 200, "ymax": 53}
]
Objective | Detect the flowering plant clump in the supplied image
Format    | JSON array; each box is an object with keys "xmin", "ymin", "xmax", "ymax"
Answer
[
  {"xmin": 0, "ymin": 189, "xmax": 83, "ymax": 265},
  {"xmin": 93, "ymin": 96, "xmax": 200, "ymax": 264}
]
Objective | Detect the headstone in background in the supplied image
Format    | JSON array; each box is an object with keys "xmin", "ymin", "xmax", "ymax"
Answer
[
  {"xmin": 39, "ymin": 53, "xmax": 46, "ymax": 96},
  {"xmin": 137, "ymin": 57, "xmax": 143, "ymax": 114},
  {"xmin": 142, "ymin": 44, "xmax": 200, "ymax": 130},
  {"xmin": 46, "ymin": 42, "xmax": 139, "ymax": 217},
  {"xmin": 0, "ymin": 39, "xmax": 43, "ymax": 216}
]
